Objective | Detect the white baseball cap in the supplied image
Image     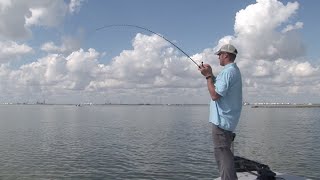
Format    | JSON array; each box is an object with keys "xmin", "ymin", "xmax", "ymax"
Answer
[{"xmin": 214, "ymin": 44, "xmax": 238, "ymax": 55}]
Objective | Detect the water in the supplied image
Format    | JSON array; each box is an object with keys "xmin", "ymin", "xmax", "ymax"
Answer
[{"xmin": 0, "ymin": 105, "xmax": 319, "ymax": 179}]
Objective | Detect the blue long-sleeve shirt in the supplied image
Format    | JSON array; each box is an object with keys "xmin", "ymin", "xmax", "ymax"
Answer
[{"xmin": 209, "ymin": 63, "xmax": 242, "ymax": 132}]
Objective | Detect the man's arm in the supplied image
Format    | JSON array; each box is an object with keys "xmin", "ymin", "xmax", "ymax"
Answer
[
  {"xmin": 198, "ymin": 63, "xmax": 221, "ymax": 101},
  {"xmin": 206, "ymin": 76, "xmax": 221, "ymax": 101}
]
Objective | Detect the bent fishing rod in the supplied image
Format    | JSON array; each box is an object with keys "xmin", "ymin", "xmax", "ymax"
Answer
[{"xmin": 95, "ymin": 24, "xmax": 202, "ymax": 68}]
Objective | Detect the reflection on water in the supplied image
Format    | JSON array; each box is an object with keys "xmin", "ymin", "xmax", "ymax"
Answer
[
  {"xmin": 0, "ymin": 105, "xmax": 319, "ymax": 179},
  {"xmin": 236, "ymin": 108, "xmax": 320, "ymax": 179}
]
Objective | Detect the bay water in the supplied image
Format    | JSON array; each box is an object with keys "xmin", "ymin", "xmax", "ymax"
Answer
[{"xmin": 0, "ymin": 105, "xmax": 319, "ymax": 179}]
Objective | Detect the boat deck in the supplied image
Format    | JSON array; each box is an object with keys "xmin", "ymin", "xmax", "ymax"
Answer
[{"xmin": 215, "ymin": 171, "xmax": 312, "ymax": 180}]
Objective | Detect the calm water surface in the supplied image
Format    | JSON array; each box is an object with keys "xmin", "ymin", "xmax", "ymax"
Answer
[{"xmin": 0, "ymin": 105, "xmax": 319, "ymax": 179}]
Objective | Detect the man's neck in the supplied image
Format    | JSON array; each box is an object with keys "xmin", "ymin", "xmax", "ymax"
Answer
[{"xmin": 223, "ymin": 61, "xmax": 234, "ymax": 66}]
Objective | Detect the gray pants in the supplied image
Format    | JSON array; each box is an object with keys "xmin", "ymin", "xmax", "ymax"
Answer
[{"xmin": 212, "ymin": 124, "xmax": 237, "ymax": 180}]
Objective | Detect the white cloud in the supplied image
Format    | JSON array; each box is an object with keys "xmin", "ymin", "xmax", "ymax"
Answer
[
  {"xmin": 0, "ymin": 0, "xmax": 78, "ymax": 40},
  {"xmin": 69, "ymin": 0, "xmax": 84, "ymax": 14},
  {"xmin": 0, "ymin": 0, "xmax": 320, "ymax": 104},
  {"xmin": 0, "ymin": 49, "xmax": 102, "ymax": 102},
  {"xmin": 25, "ymin": 1, "xmax": 68, "ymax": 27},
  {"xmin": 209, "ymin": 0, "xmax": 319, "ymax": 103},
  {"xmin": 212, "ymin": 0, "xmax": 319, "ymax": 103},
  {"xmin": 287, "ymin": 62, "xmax": 318, "ymax": 77},
  {"xmin": 252, "ymin": 60, "xmax": 272, "ymax": 77},
  {"xmin": 233, "ymin": 0, "xmax": 303, "ymax": 60},
  {"xmin": 41, "ymin": 42, "xmax": 62, "ymax": 53},
  {"xmin": 41, "ymin": 36, "xmax": 82, "ymax": 55},
  {"xmin": 0, "ymin": 41, "xmax": 33, "ymax": 63},
  {"xmin": 282, "ymin": 22, "xmax": 303, "ymax": 33},
  {"xmin": 0, "ymin": 32, "xmax": 205, "ymax": 103},
  {"xmin": 0, "ymin": 0, "xmax": 12, "ymax": 11},
  {"xmin": 88, "ymin": 33, "xmax": 200, "ymax": 90},
  {"xmin": 235, "ymin": 0, "xmax": 299, "ymax": 35}
]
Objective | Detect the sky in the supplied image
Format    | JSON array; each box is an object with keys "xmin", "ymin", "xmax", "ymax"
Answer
[{"xmin": 0, "ymin": 0, "xmax": 319, "ymax": 104}]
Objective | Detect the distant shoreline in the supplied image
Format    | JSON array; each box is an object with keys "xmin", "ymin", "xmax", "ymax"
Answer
[
  {"xmin": 250, "ymin": 104, "xmax": 320, "ymax": 108},
  {"xmin": 1, "ymin": 103, "xmax": 320, "ymax": 108},
  {"xmin": 0, "ymin": 103, "xmax": 208, "ymax": 106}
]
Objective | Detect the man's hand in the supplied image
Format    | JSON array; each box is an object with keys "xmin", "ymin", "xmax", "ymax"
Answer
[{"xmin": 198, "ymin": 63, "xmax": 213, "ymax": 78}]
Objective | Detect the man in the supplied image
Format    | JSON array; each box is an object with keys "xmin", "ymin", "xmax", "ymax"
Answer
[{"xmin": 199, "ymin": 44, "xmax": 242, "ymax": 180}]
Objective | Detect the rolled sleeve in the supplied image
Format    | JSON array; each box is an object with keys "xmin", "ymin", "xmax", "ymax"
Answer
[{"xmin": 215, "ymin": 72, "xmax": 229, "ymax": 97}]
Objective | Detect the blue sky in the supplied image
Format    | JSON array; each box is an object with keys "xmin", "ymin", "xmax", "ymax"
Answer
[
  {"xmin": 57, "ymin": 0, "xmax": 319, "ymax": 61},
  {"xmin": 0, "ymin": 0, "xmax": 319, "ymax": 104}
]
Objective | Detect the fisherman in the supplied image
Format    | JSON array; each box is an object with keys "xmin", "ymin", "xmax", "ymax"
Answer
[{"xmin": 199, "ymin": 44, "xmax": 242, "ymax": 180}]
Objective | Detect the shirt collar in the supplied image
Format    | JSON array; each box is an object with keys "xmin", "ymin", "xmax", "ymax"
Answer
[{"xmin": 224, "ymin": 62, "xmax": 236, "ymax": 68}]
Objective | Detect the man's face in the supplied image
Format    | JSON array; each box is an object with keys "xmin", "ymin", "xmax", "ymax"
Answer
[{"xmin": 218, "ymin": 52, "xmax": 226, "ymax": 66}]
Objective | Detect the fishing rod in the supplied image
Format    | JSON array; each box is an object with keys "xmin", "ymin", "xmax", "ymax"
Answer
[{"xmin": 95, "ymin": 24, "xmax": 202, "ymax": 68}]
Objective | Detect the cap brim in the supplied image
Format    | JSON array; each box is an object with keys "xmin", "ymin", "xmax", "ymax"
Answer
[{"xmin": 214, "ymin": 50, "xmax": 221, "ymax": 55}]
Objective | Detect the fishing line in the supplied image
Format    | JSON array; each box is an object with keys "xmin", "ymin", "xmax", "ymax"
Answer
[{"xmin": 95, "ymin": 24, "xmax": 202, "ymax": 68}]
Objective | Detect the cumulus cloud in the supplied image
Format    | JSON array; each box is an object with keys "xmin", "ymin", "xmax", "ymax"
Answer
[
  {"xmin": 0, "ymin": 49, "xmax": 100, "ymax": 102},
  {"xmin": 41, "ymin": 36, "xmax": 82, "ymax": 55},
  {"xmin": 0, "ymin": 33, "xmax": 204, "ymax": 103},
  {"xmin": 0, "ymin": 41, "xmax": 33, "ymax": 63},
  {"xmin": 0, "ymin": 0, "xmax": 82, "ymax": 40},
  {"xmin": 216, "ymin": 0, "xmax": 320, "ymax": 103},
  {"xmin": 282, "ymin": 22, "xmax": 303, "ymax": 33},
  {"xmin": 0, "ymin": 0, "xmax": 320, "ymax": 104},
  {"xmin": 233, "ymin": 0, "xmax": 304, "ymax": 60},
  {"xmin": 87, "ymin": 33, "xmax": 200, "ymax": 90},
  {"xmin": 287, "ymin": 61, "xmax": 318, "ymax": 77},
  {"xmin": 25, "ymin": 4, "xmax": 67, "ymax": 28},
  {"xmin": 69, "ymin": 0, "xmax": 84, "ymax": 14},
  {"xmin": 0, "ymin": 0, "xmax": 12, "ymax": 11}
]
